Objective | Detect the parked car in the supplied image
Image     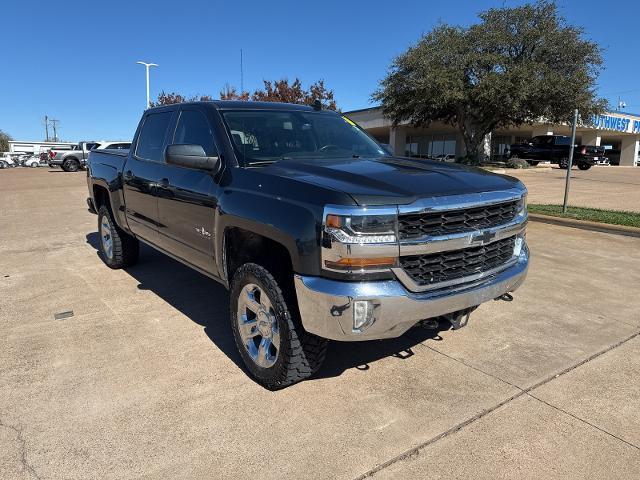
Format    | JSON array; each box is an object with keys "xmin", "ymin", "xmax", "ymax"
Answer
[
  {"xmin": 434, "ymin": 153, "xmax": 456, "ymax": 162},
  {"xmin": 87, "ymin": 101, "xmax": 529, "ymax": 389},
  {"xmin": 0, "ymin": 153, "xmax": 19, "ymax": 168},
  {"xmin": 506, "ymin": 135, "xmax": 607, "ymax": 170},
  {"xmin": 24, "ymin": 156, "xmax": 42, "ymax": 168},
  {"xmin": 49, "ymin": 141, "xmax": 131, "ymax": 172}
]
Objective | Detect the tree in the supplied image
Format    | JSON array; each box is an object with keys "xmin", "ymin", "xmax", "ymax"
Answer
[
  {"xmin": 0, "ymin": 130, "xmax": 12, "ymax": 152},
  {"xmin": 373, "ymin": 1, "xmax": 606, "ymax": 161},
  {"xmin": 150, "ymin": 91, "xmax": 214, "ymax": 106},
  {"xmin": 152, "ymin": 78, "xmax": 337, "ymax": 109}
]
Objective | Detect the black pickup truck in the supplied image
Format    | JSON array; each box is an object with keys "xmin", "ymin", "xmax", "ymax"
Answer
[
  {"xmin": 507, "ymin": 135, "xmax": 608, "ymax": 169},
  {"xmin": 87, "ymin": 101, "xmax": 529, "ymax": 389}
]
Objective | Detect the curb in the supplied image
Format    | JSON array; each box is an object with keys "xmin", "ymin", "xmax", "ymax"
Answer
[{"xmin": 528, "ymin": 213, "xmax": 640, "ymax": 238}]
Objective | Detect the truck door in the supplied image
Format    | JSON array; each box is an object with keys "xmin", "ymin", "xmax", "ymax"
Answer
[
  {"xmin": 155, "ymin": 107, "xmax": 219, "ymax": 275},
  {"xmin": 123, "ymin": 110, "xmax": 175, "ymax": 243}
]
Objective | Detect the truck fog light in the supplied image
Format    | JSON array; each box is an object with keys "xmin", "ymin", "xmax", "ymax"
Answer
[
  {"xmin": 514, "ymin": 234, "xmax": 525, "ymax": 257},
  {"xmin": 353, "ymin": 300, "xmax": 375, "ymax": 331}
]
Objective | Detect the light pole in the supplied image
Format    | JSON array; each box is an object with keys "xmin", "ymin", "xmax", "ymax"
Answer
[{"xmin": 136, "ymin": 61, "xmax": 158, "ymax": 109}]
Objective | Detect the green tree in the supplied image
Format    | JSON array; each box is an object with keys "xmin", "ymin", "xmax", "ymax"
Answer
[
  {"xmin": 0, "ymin": 129, "xmax": 12, "ymax": 152},
  {"xmin": 373, "ymin": 1, "xmax": 606, "ymax": 161}
]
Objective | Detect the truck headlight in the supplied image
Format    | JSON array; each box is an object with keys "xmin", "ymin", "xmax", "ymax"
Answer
[
  {"xmin": 325, "ymin": 214, "xmax": 397, "ymax": 244},
  {"xmin": 516, "ymin": 193, "xmax": 527, "ymax": 218},
  {"xmin": 323, "ymin": 211, "xmax": 399, "ymax": 273}
]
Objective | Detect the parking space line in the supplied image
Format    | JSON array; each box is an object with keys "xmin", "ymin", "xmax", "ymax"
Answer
[{"xmin": 355, "ymin": 329, "xmax": 640, "ymax": 479}]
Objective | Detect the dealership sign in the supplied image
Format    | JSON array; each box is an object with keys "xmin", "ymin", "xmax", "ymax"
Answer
[{"xmin": 591, "ymin": 114, "xmax": 640, "ymax": 134}]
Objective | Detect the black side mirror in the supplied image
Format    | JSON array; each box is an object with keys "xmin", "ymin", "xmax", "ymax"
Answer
[{"xmin": 165, "ymin": 144, "xmax": 219, "ymax": 171}]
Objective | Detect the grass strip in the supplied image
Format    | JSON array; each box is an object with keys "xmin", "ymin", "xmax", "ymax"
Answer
[{"xmin": 528, "ymin": 204, "xmax": 640, "ymax": 228}]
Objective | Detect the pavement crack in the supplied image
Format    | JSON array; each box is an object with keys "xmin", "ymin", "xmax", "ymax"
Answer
[
  {"xmin": 525, "ymin": 392, "xmax": 640, "ymax": 451},
  {"xmin": 354, "ymin": 329, "xmax": 640, "ymax": 479},
  {"xmin": 0, "ymin": 416, "xmax": 41, "ymax": 480}
]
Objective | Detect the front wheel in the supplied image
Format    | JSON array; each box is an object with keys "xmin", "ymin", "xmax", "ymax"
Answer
[
  {"xmin": 97, "ymin": 206, "xmax": 139, "ymax": 269},
  {"xmin": 578, "ymin": 162, "xmax": 592, "ymax": 170},
  {"xmin": 62, "ymin": 158, "xmax": 80, "ymax": 172},
  {"xmin": 230, "ymin": 263, "xmax": 327, "ymax": 390},
  {"xmin": 559, "ymin": 157, "xmax": 569, "ymax": 169}
]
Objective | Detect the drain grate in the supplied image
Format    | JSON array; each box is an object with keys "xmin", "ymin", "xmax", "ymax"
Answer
[{"xmin": 54, "ymin": 311, "xmax": 74, "ymax": 320}]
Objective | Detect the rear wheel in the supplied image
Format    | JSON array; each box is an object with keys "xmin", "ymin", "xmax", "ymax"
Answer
[
  {"xmin": 62, "ymin": 158, "xmax": 80, "ymax": 172},
  {"xmin": 30, "ymin": 161, "xmax": 39, "ymax": 168},
  {"xmin": 578, "ymin": 162, "xmax": 592, "ymax": 170},
  {"xmin": 97, "ymin": 206, "xmax": 139, "ymax": 269},
  {"xmin": 559, "ymin": 157, "xmax": 569, "ymax": 169},
  {"xmin": 230, "ymin": 263, "xmax": 327, "ymax": 390}
]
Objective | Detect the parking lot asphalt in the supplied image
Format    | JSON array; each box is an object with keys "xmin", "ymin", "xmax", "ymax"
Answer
[
  {"xmin": 507, "ymin": 165, "xmax": 640, "ymax": 212},
  {"xmin": 1, "ymin": 168, "xmax": 639, "ymax": 479}
]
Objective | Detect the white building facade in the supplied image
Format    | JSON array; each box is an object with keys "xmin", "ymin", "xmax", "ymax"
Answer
[
  {"xmin": 345, "ymin": 108, "xmax": 640, "ymax": 166},
  {"xmin": 7, "ymin": 141, "xmax": 75, "ymax": 154}
]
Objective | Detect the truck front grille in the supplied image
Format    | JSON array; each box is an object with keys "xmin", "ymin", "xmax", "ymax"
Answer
[
  {"xmin": 400, "ymin": 236, "xmax": 515, "ymax": 287},
  {"xmin": 398, "ymin": 201, "xmax": 519, "ymax": 239}
]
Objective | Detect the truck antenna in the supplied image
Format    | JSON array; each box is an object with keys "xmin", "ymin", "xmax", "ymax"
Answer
[{"xmin": 240, "ymin": 49, "xmax": 244, "ymax": 95}]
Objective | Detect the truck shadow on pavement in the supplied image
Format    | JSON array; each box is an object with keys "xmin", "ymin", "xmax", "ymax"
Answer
[{"xmin": 86, "ymin": 233, "xmax": 450, "ymax": 384}]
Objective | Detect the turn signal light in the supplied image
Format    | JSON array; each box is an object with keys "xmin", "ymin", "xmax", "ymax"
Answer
[{"xmin": 324, "ymin": 257, "xmax": 397, "ymax": 270}]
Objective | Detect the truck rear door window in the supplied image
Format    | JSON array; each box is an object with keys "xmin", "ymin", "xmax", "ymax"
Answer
[{"xmin": 136, "ymin": 112, "xmax": 173, "ymax": 161}]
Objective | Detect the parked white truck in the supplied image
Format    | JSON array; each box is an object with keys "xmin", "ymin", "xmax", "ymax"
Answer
[{"xmin": 48, "ymin": 141, "xmax": 131, "ymax": 171}]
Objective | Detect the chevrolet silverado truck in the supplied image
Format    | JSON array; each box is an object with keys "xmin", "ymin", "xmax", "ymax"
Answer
[
  {"xmin": 50, "ymin": 141, "xmax": 131, "ymax": 171},
  {"xmin": 506, "ymin": 135, "xmax": 608, "ymax": 169},
  {"xmin": 87, "ymin": 101, "xmax": 529, "ymax": 389}
]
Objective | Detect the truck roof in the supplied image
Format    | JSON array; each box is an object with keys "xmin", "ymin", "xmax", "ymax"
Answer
[{"xmin": 146, "ymin": 101, "xmax": 317, "ymax": 112}]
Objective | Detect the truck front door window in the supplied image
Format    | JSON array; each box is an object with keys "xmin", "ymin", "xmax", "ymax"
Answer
[{"xmin": 173, "ymin": 110, "xmax": 217, "ymax": 156}]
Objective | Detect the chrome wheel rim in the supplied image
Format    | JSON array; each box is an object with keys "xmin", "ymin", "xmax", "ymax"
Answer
[
  {"xmin": 236, "ymin": 283, "xmax": 280, "ymax": 368},
  {"xmin": 100, "ymin": 216, "xmax": 114, "ymax": 260}
]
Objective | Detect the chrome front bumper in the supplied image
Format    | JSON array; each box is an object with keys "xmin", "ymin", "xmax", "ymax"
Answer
[{"xmin": 294, "ymin": 244, "xmax": 529, "ymax": 341}]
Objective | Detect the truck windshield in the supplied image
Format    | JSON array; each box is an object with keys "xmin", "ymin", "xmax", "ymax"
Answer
[{"xmin": 222, "ymin": 110, "xmax": 388, "ymax": 165}]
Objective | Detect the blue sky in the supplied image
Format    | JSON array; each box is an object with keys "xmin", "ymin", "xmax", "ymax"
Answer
[{"xmin": 2, "ymin": 0, "xmax": 639, "ymax": 141}]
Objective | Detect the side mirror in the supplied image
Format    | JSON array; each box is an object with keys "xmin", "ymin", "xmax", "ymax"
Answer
[{"xmin": 165, "ymin": 144, "xmax": 219, "ymax": 171}]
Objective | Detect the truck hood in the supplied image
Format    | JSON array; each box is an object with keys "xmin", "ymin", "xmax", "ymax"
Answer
[{"xmin": 263, "ymin": 157, "xmax": 523, "ymax": 205}]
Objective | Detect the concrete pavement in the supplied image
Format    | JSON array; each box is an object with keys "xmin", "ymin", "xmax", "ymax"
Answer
[
  {"xmin": 1, "ymin": 168, "xmax": 639, "ymax": 479},
  {"xmin": 507, "ymin": 165, "xmax": 640, "ymax": 212}
]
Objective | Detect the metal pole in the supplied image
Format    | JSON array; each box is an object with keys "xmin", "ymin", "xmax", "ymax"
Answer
[
  {"xmin": 137, "ymin": 62, "xmax": 158, "ymax": 109},
  {"xmin": 44, "ymin": 115, "xmax": 49, "ymax": 141},
  {"xmin": 563, "ymin": 109, "xmax": 579, "ymax": 213},
  {"xmin": 145, "ymin": 66, "xmax": 150, "ymax": 109}
]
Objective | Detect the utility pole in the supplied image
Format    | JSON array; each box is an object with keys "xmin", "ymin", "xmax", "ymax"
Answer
[
  {"xmin": 50, "ymin": 119, "xmax": 60, "ymax": 142},
  {"xmin": 44, "ymin": 115, "xmax": 49, "ymax": 141},
  {"xmin": 562, "ymin": 109, "xmax": 579, "ymax": 214},
  {"xmin": 136, "ymin": 61, "xmax": 159, "ymax": 109}
]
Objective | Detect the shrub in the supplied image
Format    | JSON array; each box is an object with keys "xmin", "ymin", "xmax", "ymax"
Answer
[{"xmin": 506, "ymin": 158, "xmax": 530, "ymax": 169}]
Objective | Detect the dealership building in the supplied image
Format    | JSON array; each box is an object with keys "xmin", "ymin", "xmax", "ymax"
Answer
[{"xmin": 345, "ymin": 108, "xmax": 640, "ymax": 166}]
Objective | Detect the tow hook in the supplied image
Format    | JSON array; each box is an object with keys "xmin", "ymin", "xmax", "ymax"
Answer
[{"xmin": 494, "ymin": 292, "xmax": 513, "ymax": 302}]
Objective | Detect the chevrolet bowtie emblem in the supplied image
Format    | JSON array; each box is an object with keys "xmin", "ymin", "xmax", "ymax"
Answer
[{"xmin": 473, "ymin": 231, "xmax": 496, "ymax": 243}]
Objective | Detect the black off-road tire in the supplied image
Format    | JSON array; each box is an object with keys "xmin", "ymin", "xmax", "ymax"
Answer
[
  {"xmin": 62, "ymin": 158, "xmax": 80, "ymax": 172},
  {"xmin": 559, "ymin": 157, "xmax": 569, "ymax": 169},
  {"xmin": 230, "ymin": 263, "xmax": 327, "ymax": 390},
  {"xmin": 578, "ymin": 162, "xmax": 592, "ymax": 170},
  {"xmin": 97, "ymin": 206, "xmax": 139, "ymax": 269}
]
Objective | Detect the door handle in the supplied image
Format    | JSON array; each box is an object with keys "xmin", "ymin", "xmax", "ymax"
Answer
[
  {"xmin": 123, "ymin": 170, "xmax": 133, "ymax": 181},
  {"xmin": 159, "ymin": 178, "xmax": 170, "ymax": 188}
]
